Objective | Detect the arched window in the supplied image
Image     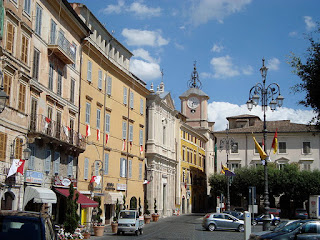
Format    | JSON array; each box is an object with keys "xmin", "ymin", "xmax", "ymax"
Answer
[
  {"xmin": 130, "ymin": 196, "xmax": 137, "ymax": 210},
  {"xmin": 1, "ymin": 191, "xmax": 15, "ymax": 210}
]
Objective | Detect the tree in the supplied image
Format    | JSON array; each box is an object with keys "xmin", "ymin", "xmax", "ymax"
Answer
[
  {"xmin": 92, "ymin": 197, "xmax": 103, "ymax": 224},
  {"xmin": 289, "ymin": 24, "xmax": 320, "ymax": 127},
  {"xmin": 63, "ymin": 184, "xmax": 80, "ymax": 234}
]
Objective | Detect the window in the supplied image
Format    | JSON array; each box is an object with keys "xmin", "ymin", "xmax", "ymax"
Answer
[
  {"xmin": 230, "ymin": 163, "xmax": 240, "ymax": 171},
  {"xmin": 96, "ymin": 109, "xmax": 101, "ymax": 129},
  {"xmin": 128, "ymin": 159, "xmax": 132, "ymax": 178},
  {"xmin": 50, "ymin": 19, "xmax": 56, "ymax": 44},
  {"xmin": 140, "ymin": 99, "xmax": 144, "ymax": 115},
  {"xmin": 139, "ymin": 129, "xmax": 143, "ymax": 146},
  {"xmin": 21, "ymin": 35, "xmax": 29, "ymax": 64},
  {"xmin": 84, "ymin": 158, "xmax": 89, "ymax": 180},
  {"xmin": 70, "ymin": 78, "xmax": 75, "ymax": 103},
  {"xmin": 129, "ymin": 124, "xmax": 133, "ymax": 142},
  {"xmin": 44, "ymin": 149, "xmax": 51, "ymax": 172},
  {"xmin": 67, "ymin": 156, "xmax": 73, "ymax": 177},
  {"xmin": 279, "ymin": 142, "xmax": 286, "ymax": 153},
  {"xmin": 163, "ymin": 126, "xmax": 166, "ymax": 145},
  {"xmin": 122, "ymin": 121, "xmax": 127, "ymax": 140},
  {"xmin": 69, "ymin": 118, "xmax": 74, "ymax": 143},
  {"xmin": 107, "ymin": 76, "xmax": 112, "ymax": 95},
  {"xmin": 94, "ymin": 161, "xmax": 99, "ymax": 176},
  {"xmin": 301, "ymin": 162, "xmax": 311, "ymax": 171},
  {"xmin": 139, "ymin": 162, "xmax": 142, "ymax": 180},
  {"xmin": 32, "ymin": 49, "xmax": 40, "ymax": 80},
  {"xmin": 278, "ymin": 163, "xmax": 286, "ymax": 170},
  {"xmin": 28, "ymin": 146, "xmax": 35, "ymax": 170},
  {"xmin": 57, "ymin": 70, "xmax": 62, "ymax": 96},
  {"xmin": 85, "ymin": 102, "xmax": 91, "ymax": 124},
  {"xmin": 0, "ymin": 132, "xmax": 7, "ymax": 161},
  {"xmin": 120, "ymin": 158, "xmax": 127, "ymax": 177},
  {"xmin": 194, "ymin": 151, "xmax": 196, "ymax": 164},
  {"xmin": 48, "ymin": 63, "xmax": 54, "ymax": 90},
  {"xmin": 98, "ymin": 70, "xmax": 102, "ymax": 90},
  {"xmin": 303, "ymin": 142, "xmax": 311, "ymax": 154},
  {"xmin": 130, "ymin": 91, "xmax": 134, "ymax": 109},
  {"xmin": 182, "ymin": 147, "xmax": 185, "ymax": 161},
  {"xmin": 87, "ymin": 60, "xmax": 92, "ymax": 82},
  {"xmin": 35, "ymin": 4, "xmax": 42, "ymax": 36},
  {"xmin": 56, "ymin": 112, "xmax": 61, "ymax": 138},
  {"xmin": 6, "ymin": 21, "xmax": 15, "ymax": 53},
  {"xmin": 18, "ymin": 83, "xmax": 26, "ymax": 112},
  {"xmin": 105, "ymin": 113, "xmax": 110, "ymax": 133},
  {"xmin": 30, "ymin": 98, "xmax": 37, "ymax": 131},
  {"xmin": 15, "ymin": 138, "xmax": 23, "ymax": 159},
  {"xmin": 23, "ymin": 0, "xmax": 31, "ymax": 15},
  {"xmin": 231, "ymin": 142, "xmax": 238, "ymax": 153},
  {"xmin": 104, "ymin": 153, "xmax": 109, "ymax": 175},
  {"xmin": 71, "ymin": 42, "xmax": 77, "ymax": 69},
  {"xmin": 123, "ymin": 87, "xmax": 127, "ymax": 105},
  {"xmin": 54, "ymin": 152, "xmax": 60, "ymax": 175}
]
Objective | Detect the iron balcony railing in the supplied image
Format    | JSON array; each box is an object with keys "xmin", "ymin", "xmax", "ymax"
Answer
[
  {"xmin": 49, "ymin": 31, "xmax": 76, "ymax": 63},
  {"xmin": 29, "ymin": 114, "xmax": 85, "ymax": 150}
]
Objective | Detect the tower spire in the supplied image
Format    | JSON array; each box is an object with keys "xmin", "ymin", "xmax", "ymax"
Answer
[{"xmin": 187, "ymin": 61, "xmax": 202, "ymax": 89}]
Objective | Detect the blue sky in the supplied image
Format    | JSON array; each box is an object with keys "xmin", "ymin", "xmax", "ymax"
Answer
[{"xmin": 73, "ymin": 0, "xmax": 319, "ymax": 130}]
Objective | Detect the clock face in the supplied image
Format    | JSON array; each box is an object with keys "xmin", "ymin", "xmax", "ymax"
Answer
[{"xmin": 187, "ymin": 97, "xmax": 200, "ymax": 109}]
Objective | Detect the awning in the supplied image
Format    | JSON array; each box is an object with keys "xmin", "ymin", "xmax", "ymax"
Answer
[
  {"xmin": 23, "ymin": 186, "xmax": 57, "ymax": 209},
  {"xmin": 55, "ymin": 187, "xmax": 98, "ymax": 208},
  {"xmin": 104, "ymin": 192, "xmax": 123, "ymax": 204}
]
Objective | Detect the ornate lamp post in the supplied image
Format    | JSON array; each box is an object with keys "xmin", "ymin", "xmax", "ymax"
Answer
[
  {"xmin": 246, "ymin": 58, "xmax": 284, "ymax": 230},
  {"xmin": 219, "ymin": 126, "xmax": 236, "ymax": 212},
  {"xmin": 0, "ymin": 71, "xmax": 9, "ymax": 113}
]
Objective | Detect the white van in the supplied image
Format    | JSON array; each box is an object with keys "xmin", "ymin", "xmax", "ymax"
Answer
[{"xmin": 117, "ymin": 210, "xmax": 144, "ymax": 235}]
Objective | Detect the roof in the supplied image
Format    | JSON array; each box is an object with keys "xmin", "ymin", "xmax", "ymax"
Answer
[
  {"xmin": 179, "ymin": 87, "xmax": 209, "ymax": 98},
  {"xmin": 227, "ymin": 114, "xmax": 261, "ymax": 120}
]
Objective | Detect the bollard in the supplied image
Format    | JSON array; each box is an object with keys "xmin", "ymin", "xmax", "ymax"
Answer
[{"xmin": 244, "ymin": 211, "xmax": 251, "ymax": 240}]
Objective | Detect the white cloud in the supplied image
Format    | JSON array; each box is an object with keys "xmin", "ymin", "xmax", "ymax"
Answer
[
  {"xmin": 122, "ymin": 28, "xmax": 169, "ymax": 47},
  {"xmin": 242, "ymin": 65, "xmax": 253, "ymax": 75},
  {"xmin": 174, "ymin": 43, "xmax": 185, "ymax": 50},
  {"xmin": 210, "ymin": 55, "xmax": 240, "ymax": 78},
  {"xmin": 289, "ymin": 31, "xmax": 298, "ymax": 37},
  {"xmin": 130, "ymin": 59, "xmax": 161, "ymax": 81},
  {"xmin": 189, "ymin": 0, "xmax": 252, "ymax": 26},
  {"xmin": 132, "ymin": 48, "xmax": 159, "ymax": 63},
  {"xmin": 267, "ymin": 58, "xmax": 280, "ymax": 71},
  {"xmin": 304, "ymin": 16, "xmax": 316, "ymax": 31},
  {"xmin": 208, "ymin": 101, "xmax": 316, "ymax": 131},
  {"xmin": 211, "ymin": 43, "xmax": 224, "ymax": 53},
  {"xmin": 102, "ymin": 0, "xmax": 161, "ymax": 18}
]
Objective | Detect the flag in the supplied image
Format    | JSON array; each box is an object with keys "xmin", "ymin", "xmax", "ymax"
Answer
[
  {"xmin": 221, "ymin": 163, "xmax": 235, "ymax": 176},
  {"xmin": 220, "ymin": 163, "xmax": 225, "ymax": 174},
  {"xmin": 140, "ymin": 145, "xmax": 143, "ymax": 155},
  {"xmin": 79, "ymin": 133, "xmax": 83, "ymax": 140},
  {"xmin": 143, "ymin": 180, "xmax": 150, "ymax": 184},
  {"xmin": 7, "ymin": 159, "xmax": 25, "ymax": 177},
  {"xmin": 122, "ymin": 139, "xmax": 126, "ymax": 151},
  {"xmin": 44, "ymin": 117, "xmax": 51, "ymax": 130},
  {"xmin": 106, "ymin": 133, "xmax": 109, "ymax": 144},
  {"xmin": 90, "ymin": 176, "xmax": 101, "ymax": 184},
  {"xmin": 97, "ymin": 129, "xmax": 100, "ymax": 141},
  {"xmin": 271, "ymin": 129, "xmax": 278, "ymax": 154},
  {"xmin": 63, "ymin": 126, "xmax": 69, "ymax": 137},
  {"xmin": 86, "ymin": 124, "xmax": 91, "ymax": 137},
  {"xmin": 253, "ymin": 135, "xmax": 267, "ymax": 160}
]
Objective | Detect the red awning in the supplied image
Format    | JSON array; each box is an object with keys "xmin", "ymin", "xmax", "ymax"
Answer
[{"xmin": 55, "ymin": 188, "xmax": 98, "ymax": 208}]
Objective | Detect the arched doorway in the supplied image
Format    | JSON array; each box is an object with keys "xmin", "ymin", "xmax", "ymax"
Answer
[
  {"xmin": 1, "ymin": 191, "xmax": 15, "ymax": 210},
  {"xmin": 130, "ymin": 197, "xmax": 137, "ymax": 210}
]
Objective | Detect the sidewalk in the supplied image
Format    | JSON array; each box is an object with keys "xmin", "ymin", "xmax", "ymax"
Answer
[{"xmin": 89, "ymin": 224, "xmax": 115, "ymax": 239}]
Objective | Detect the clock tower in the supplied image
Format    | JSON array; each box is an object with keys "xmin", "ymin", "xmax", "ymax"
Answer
[{"xmin": 179, "ymin": 62, "xmax": 209, "ymax": 129}]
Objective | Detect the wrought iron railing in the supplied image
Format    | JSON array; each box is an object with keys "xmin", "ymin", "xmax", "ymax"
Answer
[
  {"xmin": 49, "ymin": 32, "xmax": 76, "ymax": 62},
  {"xmin": 29, "ymin": 114, "xmax": 85, "ymax": 150}
]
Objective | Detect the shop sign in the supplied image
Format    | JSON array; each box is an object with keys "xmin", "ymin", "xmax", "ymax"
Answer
[
  {"xmin": 54, "ymin": 175, "xmax": 77, "ymax": 187},
  {"xmin": 25, "ymin": 170, "xmax": 43, "ymax": 184},
  {"xmin": 117, "ymin": 183, "xmax": 126, "ymax": 191},
  {"xmin": 105, "ymin": 182, "xmax": 115, "ymax": 190}
]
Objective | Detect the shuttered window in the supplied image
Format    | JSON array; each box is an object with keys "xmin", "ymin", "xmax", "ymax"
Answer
[
  {"xmin": 140, "ymin": 99, "xmax": 144, "ymax": 115},
  {"xmin": 104, "ymin": 153, "xmax": 109, "ymax": 175},
  {"xmin": 68, "ymin": 156, "xmax": 73, "ymax": 177},
  {"xmin": 15, "ymin": 138, "xmax": 23, "ymax": 159},
  {"xmin": 87, "ymin": 61, "xmax": 92, "ymax": 82},
  {"xmin": 85, "ymin": 102, "xmax": 91, "ymax": 124},
  {"xmin": 107, "ymin": 76, "xmax": 112, "ymax": 95},
  {"xmin": 128, "ymin": 159, "xmax": 132, "ymax": 178},
  {"xmin": 96, "ymin": 109, "xmax": 101, "ymax": 129},
  {"xmin": 139, "ymin": 129, "xmax": 143, "ymax": 146},
  {"xmin": 120, "ymin": 158, "xmax": 127, "ymax": 177},
  {"xmin": 57, "ymin": 70, "xmax": 62, "ymax": 96},
  {"xmin": 21, "ymin": 35, "xmax": 29, "ymax": 64},
  {"xmin": 23, "ymin": 0, "xmax": 31, "ymax": 15},
  {"xmin": 105, "ymin": 114, "xmax": 110, "ymax": 133},
  {"xmin": 139, "ymin": 162, "xmax": 142, "ymax": 180},
  {"xmin": 44, "ymin": 149, "xmax": 51, "ymax": 172},
  {"xmin": 54, "ymin": 152, "xmax": 60, "ymax": 174},
  {"xmin": 3, "ymin": 73, "xmax": 12, "ymax": 102},
  {"xmin": 50, "ymin": 19, "xmax": 56, "ymax": 44},
  {"xmin": 130, "ymin": 91, "xmax": 134, "ymax": 109},
  {"xmin": 35, "ymin": 4, "xmax": 42, "ymax": 35},
  {"xmin": 70, "ymin": 78, "xmax": 75, "ymax": 103},
  {"xmin": 129, "ymin": 125, "xmax": 133, "ymax": 142},
  {"xmin": 32, "ymin": 49, "xmax": 40, "ymax": 80},
  {"xmin": 122, "ymin": 122, "xmax": 127, "ymax": 140},
  {"xmin": 18, "ymin": 83, "xmax": 26, "ymax": 112},
  {"xmin": 98, "ymin": 70, "xmax": 102, "ymax": 90},
  {"xmin": 84, "ymin": 158, "xmax": 89, "ymax": 180},
  {"xmin": 0, "ymin": 132, "xmax": 7, "ymax": 161},
  {"xmin": 123, "ymin": 87, "xmax": 127, "ymax": 105},
  {"xmin": 48, "ymin": 63, "xmax": 54, "ymax": 90},
  {"xmin": 28, "ymin": 146, "xmax": 35, "ymax": 170},
  {"xmin": 6, "ymin": 21, "xmax": 14, "ymax": 53}
]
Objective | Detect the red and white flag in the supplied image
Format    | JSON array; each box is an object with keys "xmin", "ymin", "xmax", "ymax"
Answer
[
  {"xmin": 7, "ymin": 159, "xmax": 25, "ymax": 177},
  {"xmin": 143, "ymin": 180, "xmax": 150, "ymax": 184},
  {"xmin": 97, "ymin": 129, "xmax": 100, "ymax": 141},
  {"xmin": 86, "ymin": 124, "xmax": 91, "ymax": 137},
  {"xmin": 122, "ymin": 139, "xmax": 126, "ymax": 151},
  {"xmin": 44, "ymin": 117, "xmax": 51, "ymax": 130},
  {"xmin": 105, "ymin": 134, "xmax": 109, "ymax": 144},
  {"xmin": 90, "ymin": 175, "xmax": 101, "ymax": 184},
  {"xmin": 63, "ymin": 126, "xmax": 70, "ymax": 137},
  {"xmin": 140, "ymin": 145, "xmax": 144, "ymax": 155}
]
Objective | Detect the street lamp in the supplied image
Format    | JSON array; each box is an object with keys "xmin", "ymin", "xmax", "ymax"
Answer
[
  {"xmin": 10, "ymin": 135, "xmax": 31, "ymax": 160},
  {"xmin": 246, "ymin": 58, "xmax": 284, "ymax": 231},
  {"xmin": 219, "ymin": 126, "xmax": 236, "ymax": 212},
  {"xmin": 0, "ymin": 71, "xmax": 9, "ymax": 113}
]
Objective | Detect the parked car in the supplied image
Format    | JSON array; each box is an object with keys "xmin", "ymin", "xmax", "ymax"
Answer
[
  {"xmin": 255, "ymin": 219, "xmax": 317, "ymax": 240},
  {"xmin": 269, "ymin": 208, "xmax": 281, "ymax": 217},
  {"xmin": 0, "ymin": 210, "xmax": 56, "ymax": 240},
  {"xmin": 252, "ymin": 214, "xmax": 280, "ymax": 226},
  {"xmin": 117, "ymin": 210, "xmax": 144, "ymax": 235},
  {"xmin": 202, "ymin": 212, "xmax": 244, "ymax": 232},
  {"xmin": 223, "ymin": 211, "xmax": 242, "ymax": 219},
  {"xmin": 295, "ymin": 208, "xmax": 309, "ymax": 219}
]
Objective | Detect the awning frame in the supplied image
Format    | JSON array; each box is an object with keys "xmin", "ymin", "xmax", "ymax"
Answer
[{"xmin": 23, "ymin": 186, "xmax": 57, "ymax": 209}]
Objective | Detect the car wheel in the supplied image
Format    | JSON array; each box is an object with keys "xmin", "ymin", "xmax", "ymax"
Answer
[
  {"xmin": 139, "ymin": 229, "xmax": 143, "ymax": 235},
  {"xmin": 273, "ymin": 220, "xmax": 280, "ymax": 226},
  {"xmin": 208, "ymin": 224, "xmax": 216, "ymax": 231},
  {"xmin": 117, "ymin": 230, "xmax": 120, "ymax": 235},
  {"xmin": 237, "ymin": 224, "xmax": 244, "ymax": 232},
  {"xmin": 252, "ymin": 220, "xmax": 257, "ymax": 226}
]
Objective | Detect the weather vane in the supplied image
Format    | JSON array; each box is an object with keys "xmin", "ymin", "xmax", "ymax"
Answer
[{"xmin": 187, "ymin": 61, "xmax": 202, "ymax": 89}]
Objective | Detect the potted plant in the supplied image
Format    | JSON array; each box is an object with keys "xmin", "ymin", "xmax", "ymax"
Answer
[
  {"xmin": 152, "ymin": 198, "xmax": 159, "ymax": 222},
  {"xmin": 111, "ymin": 198, "xmax": 120, "ymax": 234},
  {"xmin": 144, "ymin": 198, "xmax": 151, "ymax": 224},
  {"xmin": 82, "ymin": 228, "xmax": 91, "ymax": 239},
  {"xmin": 92, "ymin": 197, "xmax": 104, "ymax": 236}
]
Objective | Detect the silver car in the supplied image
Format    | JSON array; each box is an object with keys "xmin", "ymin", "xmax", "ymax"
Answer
[{"xmin": 202, "ymin": 212, "xmax": 244, "ymax": 232}]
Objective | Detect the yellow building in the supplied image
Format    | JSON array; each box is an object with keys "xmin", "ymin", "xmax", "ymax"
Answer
[
  {"xmin": 71, "ymin": 4, "xmax": 150, "ymax": 225},
  {"xmin": 180, "ymin": 124, "xmax": 207, "ymax": 213}
]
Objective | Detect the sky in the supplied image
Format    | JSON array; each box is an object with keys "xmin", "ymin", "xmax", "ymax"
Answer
[{"xmin": 73, "ymin": 0, "xmax": 319, "ymax": 131}]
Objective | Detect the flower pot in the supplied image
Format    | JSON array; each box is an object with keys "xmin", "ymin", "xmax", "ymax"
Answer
[
  {"xmin": 111, "ymin": 222, "xmax": 118, "ymax": 234},
  {"xmin": 83, "ymin": 232, "xmax": 91, "ymax": 239},
  {"xmin": 152, "ymin": 214, "xmax": 159, "ymax": 222},
  {"xmin": 144, "ymin": 215, "xmax": 151, "ymax": 224},
  {"xmin": 93, "ymin": 225, "xmax": 104, "ymax": 236}
]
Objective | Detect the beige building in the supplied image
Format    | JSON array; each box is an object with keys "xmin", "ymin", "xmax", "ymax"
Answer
[{"xmin": 71, "ymin": 3, "xmax": 150, "ymax": 225}]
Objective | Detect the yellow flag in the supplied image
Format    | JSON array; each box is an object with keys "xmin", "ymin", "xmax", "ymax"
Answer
[{"xmin": 253, "ymin": 135, "xmax": 267, "ymax": 160}]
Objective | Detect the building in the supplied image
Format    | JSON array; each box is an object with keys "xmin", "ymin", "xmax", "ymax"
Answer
[
  {"xmin": 71, "ymin": 3, "xmax": 150, "ymax": 225},
  {"xmin": 145, "ymin": 81, "xmax": 178, "ymax": 217},
  {"xmin": 0, "ymin": 0, "xmax": 92, "ymax": 221}
]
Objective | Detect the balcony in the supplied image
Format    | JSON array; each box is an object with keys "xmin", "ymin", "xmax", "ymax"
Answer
[
  {"xmin": 29, "ymin": 114, "xmax": 86, "ymax": 152},
  {"xmin": 48, "ymin": 32, "xmax": 76, "ymax": 64}
]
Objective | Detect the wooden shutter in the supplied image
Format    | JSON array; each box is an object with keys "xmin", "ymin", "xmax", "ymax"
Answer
[
  {"xmin": 104, "ymin": 153, "xmax": 109, "ymax": 175},
  {"xmin": 28, "ymin": 146, "xmax": 35, "ymax": 170},
  {"xmin": 0, "ymin": 132, "xmax": 7, "ymax": 161},
  {"xmin": 54, "ymin": 152, "xmax": 60, "ymax": 174},
  {"xmin": 84, "ymin": 158, "xmax": 89, "ymax": 179},
  {"xmin": 44, "ymin": 149, "xmax": 51, "ymax": 172},
  {"xmin": 18, "ymin": 83, "xmax": 26, "ymax": 112},
  {"xmin": 67, "ymin": 156, "xmax": 73, "ymax": 177},
  {"xmin": 15, "ymin": 138, "xmax": 23, "ymax": 159},
  {"xmin": 21, "ymin": 35, "xmax": 28, "ymax": 64},
  {"xmin": 6, "ymin": 22, "xmax": 14, "ymax": 53},
  {"xmin": 3, "ymin": 73, "xmax": 11, "ymax": 101}
]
